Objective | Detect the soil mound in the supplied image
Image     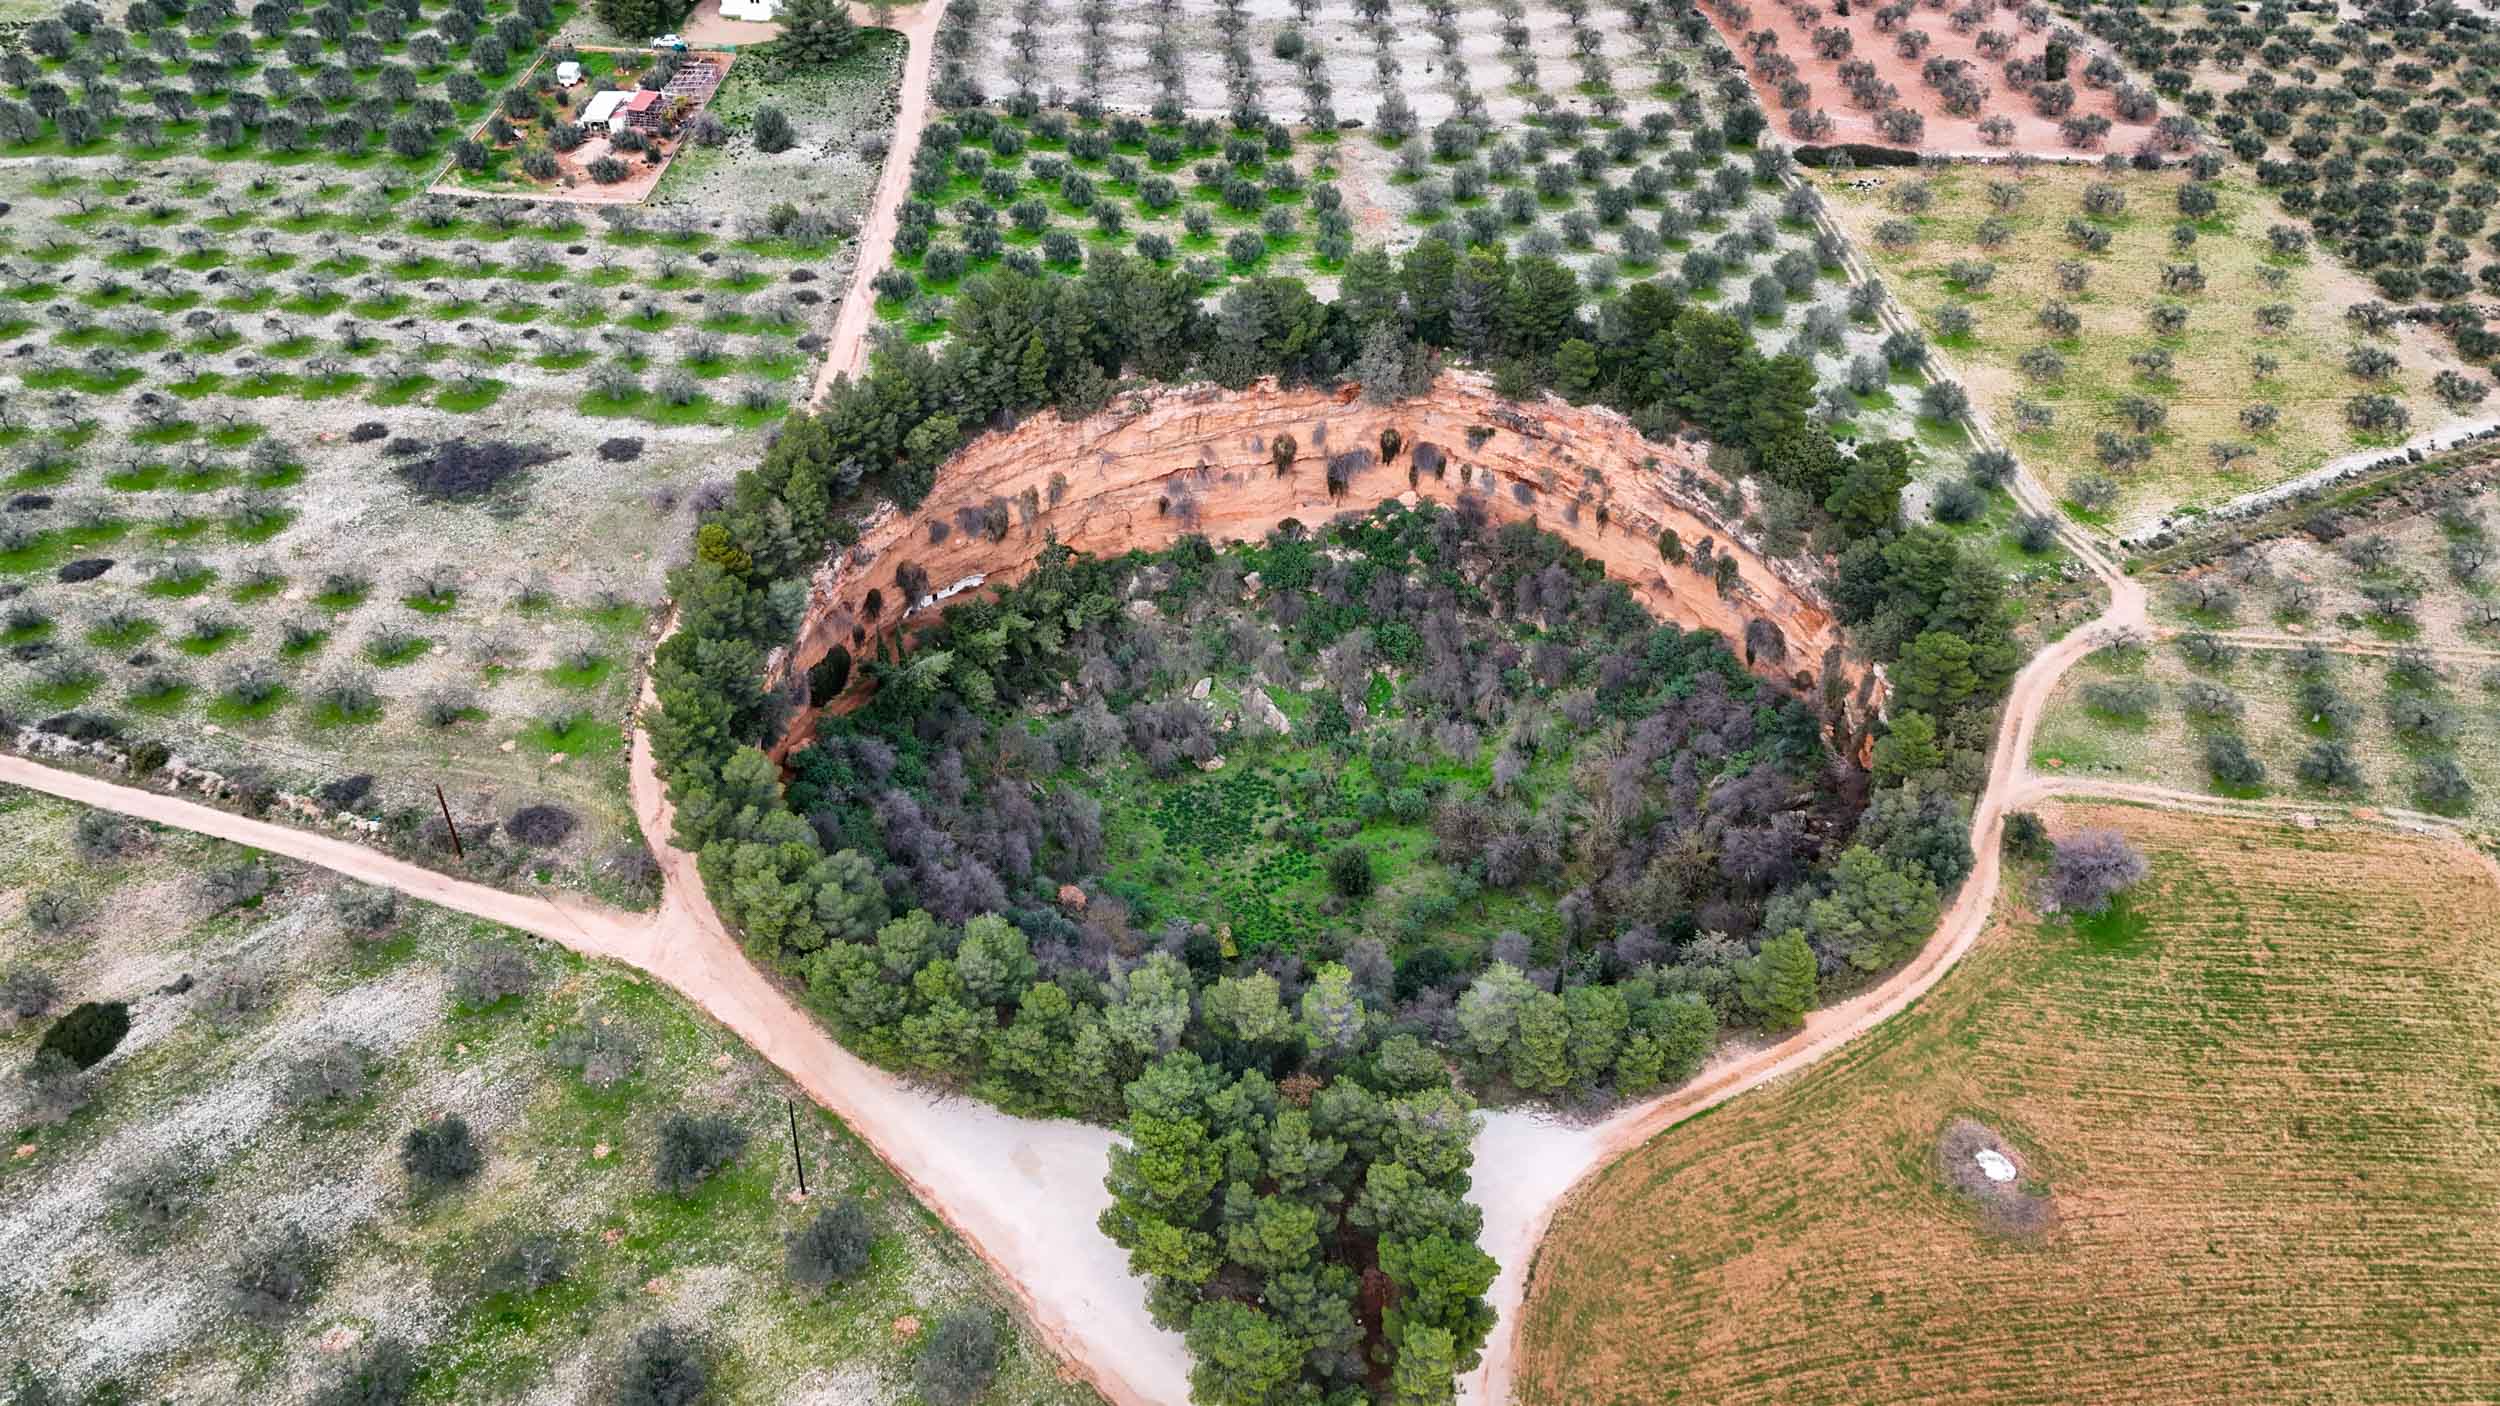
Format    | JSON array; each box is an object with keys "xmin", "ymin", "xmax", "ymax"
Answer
[{"xmin": 1938, "ymin": 1117, "xmax": 2055, "ymax": 1236}]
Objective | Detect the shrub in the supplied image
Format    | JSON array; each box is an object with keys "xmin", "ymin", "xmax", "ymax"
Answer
[
  {"xmin": 914, "ymin": 1308, "xmax": 1003, "ymax": 1406},
  {"xmin": 23, "ymin": 888, "xmax": 81, "ymax": 936},
  {"xmin": 654, "ymin": 1112, "xmax": 747, "ymax": 1195},
  {"xmin": 107, "ymin": 1150, "xmax": 206, "ymax": 1231},
  {"xmin": 2415, "ymin": 756, "xmax": 2475, "ymax": 812},
  {"xmin": 279, "ymin": 1042, "xmax": 375, "ymax": 1111},
  {"xmin": 1968, "ymin": 449, "xmax": 2016, "ymax": 489},
  {"xmin": 203, "ymin": 862, "xmax": 271, "ymax": 910},
  {"xmin": 484, "ymin": 1233, "xmax": 573, "ymax": 1295},
  {"xmin": 1917, "ymin": 380, "xmax": 1968, "ymax": 421},
  {"xmin": 1930, "ymin": 476, "xmax": 1986, "ymax": 524},
  {"xmin": 549, "ymin": 1016, "xmax": 641, "ymax": 1089},
  {"xmin": 2386, "ymin": 694, "xmax": 2459, "ymax": 746},
  {"xmin": 452, "ymin": 941, "xmax": 536, "ymax": 1008},
  {"xmin": 401, "ymin": 1114, "xmax": 485, "ymax": 1187},
  {"xmin": 614, "ymin": 1323, "xmax": 710, "ymax": 1406},
  {"xmin": 2018, "ymin": 345, "xmax": 2066, "ymax": 382},
  {"xmin": 506, "ymin": 804, "xmax": 578, "ymax": 848},
  {"xmin": 2386, "ymin": 646, "xmax": 2442, "ymax": 691},
  {"xmin": 1326, "ymin": 844, "xmax": 1375, "ymax": 899},
  {"xmin": 193, "ymin": 960, "xmax": 280, "ymax": 1029},
  {"xmin": 786, "ymin": 1197, "xmax": 875, "ymax": 1290},
  {"xmin": 73, "ymin": 809, "xmax": 140, "ymax": 863},
  {"xmin": 2041, "ymin": 828, "xmax": 2147, "ymax": 915},
  {"xmin": 331, "ymin": 882, "xmax": 398, "ymax": 935},
  {"xmin": 2203, "ymin": 732, "xmax": 2265, "ymax": 788},
  {"xmin": 2081, "ymin": 679, "xmax": 2159, "ymax": 720},
  {"xmin": 37, "ymin": 999, "xmax": 129, "ymax": 1070},
  {"xmin": 2001, "ymin": 810, "xmax": 2050, "ymax": 860},
  {"xmin": 2346, "ymin": 393, "xmax": 2410, "ymax": 433},
  {"xmin": 21, "ymin": 1049, "xmax": 95, "ymax": 1125},
  {"xmin": 3, "ymin": 965, "xmax": 61, "ymax": 1021},
  {"xmin": 2296, "ymin": 739, "xmax": 2362, "ymax": 789},
  {"xmin": 228, "ymin": 1225, "xmax": 323, "ymax": 1323},
  {"xmin": 415, "ymin": 687, "xmax": 475, "ymax": 730},
  {"xmin": 2177, "ymin": 630, "xmax": 2235, "ymax": 670}
]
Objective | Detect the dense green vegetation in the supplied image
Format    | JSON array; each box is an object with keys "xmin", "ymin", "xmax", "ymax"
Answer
[
  {"xmin": 648, "ymin": 219, "xmax": 2018, "ymax": 1404},
  {"xmin": 0, "ymin": 0, "xmax": 571, "ymax": 164}
]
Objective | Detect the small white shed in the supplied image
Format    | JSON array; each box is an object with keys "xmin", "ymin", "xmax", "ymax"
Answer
[
  {"xmin": 720, "ymin": 0, "xmax": 779, "ymax": 19},
  {"xmin": 579, "ymin": 89, "xmax": 629, "ymax": 129},
  {"xmin": 556, "ymin": 60, "xmax": 583, "ymax": 86}
]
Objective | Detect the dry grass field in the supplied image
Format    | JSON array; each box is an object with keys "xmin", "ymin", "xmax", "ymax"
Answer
[{"xmin": 1514, "ymin": 803, "xmax": 2500, "ymax": 1405}]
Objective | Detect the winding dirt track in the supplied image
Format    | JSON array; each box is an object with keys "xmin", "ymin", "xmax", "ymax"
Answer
[
  {"xmin": 1462, "ymin": 461, "xmax": 2145, "ymax": 1401},
  {"xmin": 810, "ymin": 0, "xmax": 949, "ymax": 404},
  {"xmin": 12, "ymin": 32, "xmax": 2491, "ymax": 1400},
  {"xmin": 17, "ymin": 429, "xmax": 2498, "ymax": 1400},
  {"xmin": 0, "ymin": 722, "xmax": 1187, "ymax": 1406},
  {"xmin": 0, "ymin": 426, "xmax": 2149, "ymax": 1406}
]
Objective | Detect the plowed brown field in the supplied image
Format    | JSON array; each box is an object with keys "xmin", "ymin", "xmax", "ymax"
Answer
[{"xmin": 1514, "ymin": 804, "xmax": 2500, "ymax": 1405}]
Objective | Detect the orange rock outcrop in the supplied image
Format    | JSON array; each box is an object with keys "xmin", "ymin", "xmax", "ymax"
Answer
[{"xmin": 768, "ymin": 374, "xmax": 1863, "ymax": 755}]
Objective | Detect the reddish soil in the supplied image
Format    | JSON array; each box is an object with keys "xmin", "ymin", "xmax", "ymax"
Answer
[
  {"xmin": 1706, "ymin": 1, "xmax": 2159, "ymax": 157},
  {"xmin": 767, "ymin": 374, "xmax": 1862, "ymax": 753}
]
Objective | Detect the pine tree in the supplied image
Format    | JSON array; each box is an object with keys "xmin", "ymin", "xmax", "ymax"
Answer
[
  {"xmin": 1738, "ymin": 928, "xmax": 1819, "ymax": 1031},
  {"xmin": 772, "ymin": 0, "xmax": 858, "ymax": 63},
  {"xmin": 1355, "ymin": 323, "xmax": 1418, "ymax": 405},
  {"xmin": 1871, "ymin": 709, "xmax": 1944, "ymax": 782},
  {"xmin": 593, "ymin": 0, "xmax": 680, "ymax": 43}
]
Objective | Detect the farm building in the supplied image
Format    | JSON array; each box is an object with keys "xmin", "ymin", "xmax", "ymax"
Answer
[
  {"xmin": 579, "ymin": 89, "xmax": 628, "ymax": 129},
  {"xmin": 578, "ymin": 88, "xmax": 664, "ymax": 134},
  {"xmin": 720, "ymin": 0, "xmax": 779, "ymax": 18}
]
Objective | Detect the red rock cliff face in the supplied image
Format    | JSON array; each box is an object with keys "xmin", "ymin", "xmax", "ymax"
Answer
[{"xmin": 768, "ymin": 374, "xmax": 1863, "ymax": 755}]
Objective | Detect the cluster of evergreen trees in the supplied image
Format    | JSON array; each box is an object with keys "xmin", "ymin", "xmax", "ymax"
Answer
[
  {"xmin": 1104, "ymin": 1046, "xmax": 1494, "ymax": 1406},
  {"xmin": 648, "ymin": 242, "xmax": 2022, "ymax": 1403}
]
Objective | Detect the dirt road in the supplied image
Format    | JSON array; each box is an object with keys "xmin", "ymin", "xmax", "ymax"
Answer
[
  {"xmin": 11, "ymin": 139, "xmax": 2468, "ymax": 1396},
  {"xmin": 1462, "ymin": 469, "xmax": 2147, "ymax": 1401},
  {"xmin": 0, "ymin": 733, "xmax": 1188, "ymax": 1406},
  {"xmin": 0, "ymin": 443, "xmax": 2141, "ymax": 1406},
  {"xmin": 18, "ymin": 446, "xmax": 2485, "ymax": 1403},
  {"xmin": 808, "ymin": 0, "xmax": 949, "ymax": 405},
  {"xmin": 0, "ymin": 402, "xmax": 2148, "ymax": 1406}
]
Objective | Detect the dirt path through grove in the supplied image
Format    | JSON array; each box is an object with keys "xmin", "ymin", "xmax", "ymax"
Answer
[
  {"xmin": 0, "ymin": 734, "xmax": 1186, "ymax": 1406},
  {"xmin": 0, "ymin": 371, "xmax": 2150, "ymax": 1405},
  {"xmin": 1463, "ymin": 448, "xmax": 2146, "ymax": 1400},
  {"xmin": 23, "ymin": 410, "xmax": 2489, "ymax": 1402},
  {"xmin": 809, "ymin": 0, "xmax": 948, "ymax": 404}
]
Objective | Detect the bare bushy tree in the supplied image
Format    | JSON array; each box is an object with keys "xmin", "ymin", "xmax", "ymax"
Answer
[{"xmin": 2041, "ymin": 828, "xmax": 2147, "ymax": 915}]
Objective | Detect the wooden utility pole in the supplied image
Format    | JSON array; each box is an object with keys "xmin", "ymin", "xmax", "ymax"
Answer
[
  {"xmin": 786, "ymin": 1098, "xmax": 809, "ymax": 1197},
  {"xmin": 434, "ymin": 784, "xmax": 464, "ymax": 859}
]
